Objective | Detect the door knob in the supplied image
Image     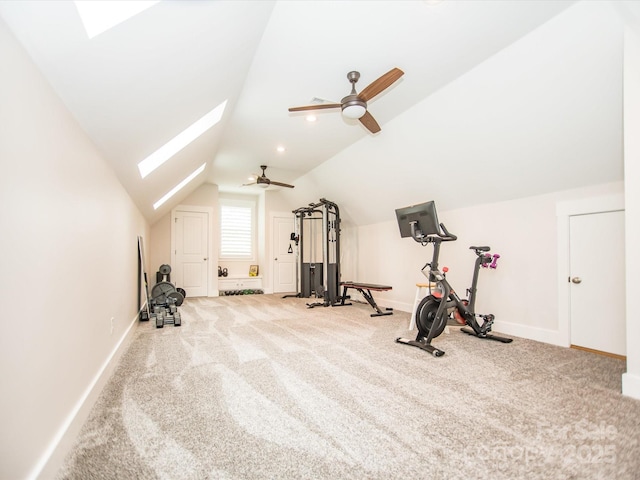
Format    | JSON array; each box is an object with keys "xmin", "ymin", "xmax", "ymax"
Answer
[{"xmin": 571, "ymin": 277, "xmax": 582, "ymax": 284}]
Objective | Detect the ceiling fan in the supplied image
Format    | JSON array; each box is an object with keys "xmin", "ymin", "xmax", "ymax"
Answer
[
  {"xmin": 288, "ymin": 67, "xmax": 404, "ymax": 134},
  {"xmin": 243, "ymin": 165, "xmax": 294, "ymax": 189}
]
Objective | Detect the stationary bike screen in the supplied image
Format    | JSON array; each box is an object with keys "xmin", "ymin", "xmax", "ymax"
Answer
[{"xmin": 395, "ymin": 200, "xmax": 441, "ymax": 238}]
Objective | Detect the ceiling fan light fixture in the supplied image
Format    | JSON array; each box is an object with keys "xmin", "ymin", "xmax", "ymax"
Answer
[
  {"xmin": 258, "ymin": 182, "xmax": 269, "ymax": 189},
  {"xmin": 342, "ymin": 102, "xmax": 366, "ymax": 119}
]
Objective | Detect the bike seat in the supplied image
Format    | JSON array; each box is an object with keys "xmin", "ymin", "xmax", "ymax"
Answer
[{"xmin": 470, "ymin": 246, "xmax": 491, "ymax": 252}]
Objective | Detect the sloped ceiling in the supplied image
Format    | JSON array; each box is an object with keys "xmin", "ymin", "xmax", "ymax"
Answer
[
  {"xmin": 277, "ymin": 0, "xmax": 626, "ymax": 225},
  {"xmin": 1, "ymin": 0, "xmax": 625, "ymax": 225}
]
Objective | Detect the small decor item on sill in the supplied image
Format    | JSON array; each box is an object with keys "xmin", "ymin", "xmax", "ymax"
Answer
[{"xmin": 249, "ymin": 265, "xmax": 259, "ymax": 277}]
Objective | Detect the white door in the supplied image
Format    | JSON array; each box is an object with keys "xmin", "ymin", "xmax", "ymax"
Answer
[
  {"xmin": 569, "ymin": 210, "xmax": 625, "ymax": 356},
  {"xmin": 174, "ymin": 210, "xmax": 209, "ymax": 297},
  {"xmin": 273, "ymin": 215, "xmax": 296, "ymax": 293}
]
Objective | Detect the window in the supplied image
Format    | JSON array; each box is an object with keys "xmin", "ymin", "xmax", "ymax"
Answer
[
  {"xmin": 219, "ymin": 200, "xmax": 255, "ymax": 260},
  {"xmin": 153, "ymin": 163, "xmax": 206, "ymax": 210},
  {"xmin": 75, "ymin": 1, "xmax": 159, "ymax": 39},
  {"xmin": 138, "ymin": 100, "xmax": 227, "ymax": 179}
]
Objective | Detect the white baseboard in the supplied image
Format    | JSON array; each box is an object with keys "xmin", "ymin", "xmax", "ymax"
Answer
[
  {"xmin": 622, "ymin": 373, "xmax": 640, "ymax": 400},
  {"xmin": 342, "ymin": 291, "xmax": 411, "ymax": 315},
  {"xmin": 491, "ymin": 320, "xmax": 568, "ymax": 347},
  {"xmin": 380, "ymin": 298, "xmax": 412, "ymax": 314},
  {"xmin": 33, "ymin": 312, "xmax": 141, "ymax": 479},
  {"xmin": 338, "ymin": 292, "xmax": 568, "ymax": 346}
]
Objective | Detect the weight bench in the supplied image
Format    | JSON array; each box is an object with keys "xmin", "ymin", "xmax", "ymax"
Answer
[{"xmin": 339, "ymin": 282, "xmax": 393, "ymax": 317}]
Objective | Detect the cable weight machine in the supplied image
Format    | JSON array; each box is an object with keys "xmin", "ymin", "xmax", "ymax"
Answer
[{"xmin": 288, "ymin": 198, "xmax": 341, "ymax": 307}]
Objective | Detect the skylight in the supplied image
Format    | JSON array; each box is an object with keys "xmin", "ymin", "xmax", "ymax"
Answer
[
  {"xmin": 75, "ymin": 1, "xmax": 160, "ymax": 39},
  {"xmin": 153, "ymin": 163, "xmax": 206, "ymax": 210},
  {"xmin": 138, "ymin": 100, "xmax": 228, "ymax": 179}
]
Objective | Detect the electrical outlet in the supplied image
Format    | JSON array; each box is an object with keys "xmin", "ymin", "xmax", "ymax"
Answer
[{"xmin": 110, "ymin": 317, "xmax": 114, "ymax": 335}]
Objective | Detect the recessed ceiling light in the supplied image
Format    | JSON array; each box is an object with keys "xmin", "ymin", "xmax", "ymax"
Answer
[
  {"xmin": 74, "ymin": 0, "xmax": 159, "ymax": 39},
  {"xmin": 153, "ymin": 163, "xmax": 206, "ymax": 210},
  {"xmin": 276, "ymin": 146, "xmax": 285, "ymax": 153},
  {"xmin": 306, "ymin": 115, "xmax": 317, "ymax": 122},
  {"xmin": 138, "ymin": 100, "xmax": 227, "ymax": 178}
]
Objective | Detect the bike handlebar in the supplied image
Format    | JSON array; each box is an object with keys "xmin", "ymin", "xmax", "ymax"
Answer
[
  {"xmin": 410, "ymin": 221, "xmax": 457, "ymax": 244},
  {"xmin": 439, "ymin": 223, "xmax": 457, "ymax": 241}
]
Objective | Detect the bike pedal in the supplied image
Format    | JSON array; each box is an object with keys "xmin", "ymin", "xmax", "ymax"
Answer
[{"xmin": 480, "ymin": 315, "xmax": 494, "ymax": 334}]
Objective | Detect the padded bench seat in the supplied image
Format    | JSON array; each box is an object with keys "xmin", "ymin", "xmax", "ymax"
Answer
[{"xmin": 339, "ymin": 281, "xmax": 393, "ymax": 317}]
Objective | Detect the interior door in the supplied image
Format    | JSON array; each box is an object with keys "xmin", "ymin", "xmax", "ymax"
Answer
[
  {"xmin": 273, "ymin": 215, "xmax": 296, "ymax": 293},
  {"xmin": 174, "ymin": 210, "xmax": 209, "ymax": 297},
  {"xmin": 569, "ymin": 210, "xmax": 625, "ymax": 356}
]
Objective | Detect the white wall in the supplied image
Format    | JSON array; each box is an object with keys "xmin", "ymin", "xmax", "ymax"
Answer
[
  {"xmin": 150, "ymin": 214, "xmax": 172, "ymax": 279},
  {"xmin": 622, "ymin": 21, "xmax": 640, "ymax": 398},
  {"xmin": 0, "ymin": 18, "xmax": 149, "ymax": 479}
]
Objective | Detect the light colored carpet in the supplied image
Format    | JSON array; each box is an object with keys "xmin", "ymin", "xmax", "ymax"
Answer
[{"xmin": 57, "ymin": 295, "xmax": 640, "ymax": 479}]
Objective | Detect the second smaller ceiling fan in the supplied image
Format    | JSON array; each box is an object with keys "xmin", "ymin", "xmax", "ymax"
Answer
[{"xmin": 243, "ymin": 165, "xmax": 294, "ymax": 189}]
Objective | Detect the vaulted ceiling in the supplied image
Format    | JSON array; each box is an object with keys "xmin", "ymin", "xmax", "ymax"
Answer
[{"xmin": 0, "ymin": 0, "xmax": 627, "ymax": 225}]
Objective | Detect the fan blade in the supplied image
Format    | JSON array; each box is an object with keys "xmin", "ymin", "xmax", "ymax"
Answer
[
  {"xmin": 288, "ymin": 103, "xmax": 341, "ymax": 112},
  {"xmin": 242, "ymin": 181, "xmax": 257, "ymax": 186},
  {"xmin": 358, "ymin": 68, "xmax": 404, "ymax": 102},
  {"xmin": 269, "ymin": 181, "xmax": 295, "ymax": 188},
  {"xmin": 359, "ymin": 111, "xmax": 381, "ymax": 134}
]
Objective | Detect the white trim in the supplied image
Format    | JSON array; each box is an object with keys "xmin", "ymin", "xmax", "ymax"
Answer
[
  {"xmin": 32, "ymin": 314, "xmax": 140, "ymax": 480},
  {"xmin": 374, "ymin": 298, "xmax": 412, "ymax": 315},
  {"xmin": 269, "ymin": 211, "xmax": 295, "ymax": 294},
  {"xmin": 171, "ymin": 205, "xmax": 214, "ymax": 297},
  {"xmin": 380, "ymin": 304, "xmax": 567, "ymax": 345},
  {"xmin": 556, "ymin": 193, "xmax": 625, "ymax": 348},
  {"xmin": 622, "ymin": 373, "xmax": 640, "ymax": 400},
  {"xmin": 492, "ymin": 320, "xmax": 566, "ymax": 346},
  {"xmin": 221, "ymin": 275, "xmax": 263, "ymax": 280}
]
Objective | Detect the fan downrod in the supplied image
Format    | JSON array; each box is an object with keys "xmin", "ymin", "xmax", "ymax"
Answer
[{"xmin": 342, "ymin": 71, "xmax": 366, "ymax": 117}]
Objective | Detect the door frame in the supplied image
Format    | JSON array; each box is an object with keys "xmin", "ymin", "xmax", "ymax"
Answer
[
  {"xmin": 171, "ymin": 205, "xmax": 214, "ymax": 297},
  {"xmin": 556, "ymin": 193, "xmax": 625, "ymax": 347}
]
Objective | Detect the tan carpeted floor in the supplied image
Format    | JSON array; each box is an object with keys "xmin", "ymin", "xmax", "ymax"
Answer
[{"xmin": 56, "ymin": 294, "xmax": 640, "ymax": 479}]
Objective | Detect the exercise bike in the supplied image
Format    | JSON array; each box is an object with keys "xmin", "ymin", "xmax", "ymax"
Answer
[{"xmin": 395, "ymin": 201, "xmax": 512, "ymax": 357}]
